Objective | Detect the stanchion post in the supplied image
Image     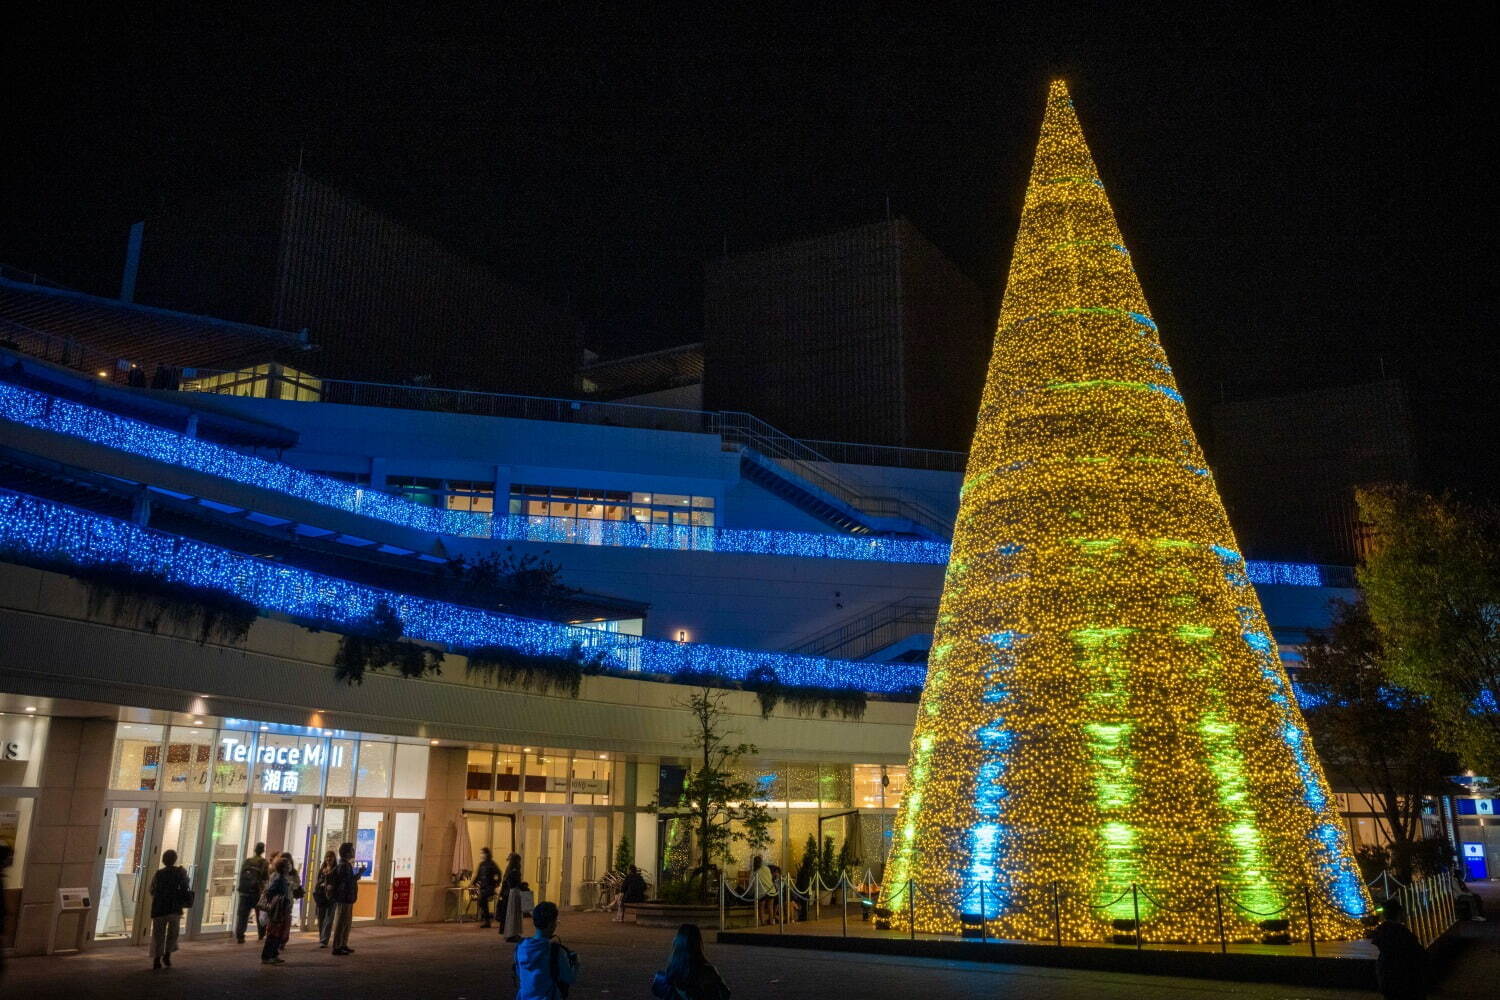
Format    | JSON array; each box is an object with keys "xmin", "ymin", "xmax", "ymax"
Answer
[
  {"xmin": 1214, "ymin": 884, "xmax": 1226, "ymax": 955},
  {"xmin": 909, "ymin": 879, "xmax": 916, "ymax": 941},
  {"xmin": 719, "ymin": 877, "xmax": 726, "ymax": 932},
  {"xmin": 1131, "ymin": 884, "xmax": 1142, "ymax": 950},
  {"xmin": 979, "ymin": 883, "xmax": 987, "ymax": 943},
  {"xmin": 1303, "ymin": 885, "xmax": 1317, "ymax": 958},
  {"xmin": 841, "ymin": 876, "xmax": 848, "ymax": 937},
  {"xmin": 777, "ymin": 876, "xmax": 784, "ymax": 935},
  {"xmin": 753, "ymin": 873, "xmax": 761, "ymax": 928},
  {"xmin": 1052, "ymin": 880, "xmax": 1062, "ymax": 946}
]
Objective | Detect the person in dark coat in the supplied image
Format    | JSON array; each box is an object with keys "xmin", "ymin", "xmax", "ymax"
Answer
[
  {"xmin": 234, "ymin": 841, "xmax": 269, "ymax": 943},
  {"xmin": 312, "ymin": 850, "xmax": 337, "ymax": 947},
  {"xmin": 260, "ymin": 855, "xmax": 295, "ymax": 965},
  {"xmin": 652, "ymin": 922, "xmax": 730, "ymax": 1000},
  {"xmin": 473, "ymin": 847, "xmax": 501, "ymax": 928},
  {"xmin": 1368, "ymin": 897, "xmax": 1428, "ymax": 1000},
  {"xmin": 148, "ymin": 849, "xmax": 191, "ymax": 970},
  {"xmin": 328, "ymin": 841, "xmax": 361, "ymax": 955}
]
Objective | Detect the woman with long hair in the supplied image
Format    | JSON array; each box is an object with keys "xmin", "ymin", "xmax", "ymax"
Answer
[
  {"xmin": 313, "ymin": 850, "xmax": 338, "ymax": 948},
  {"xmin": 259, "ymin": 855, "xmax": 295, "ymax": 965},
  {"xmin": 651, "ymin": 922, "xmax": 730, "ymax": 1000}
]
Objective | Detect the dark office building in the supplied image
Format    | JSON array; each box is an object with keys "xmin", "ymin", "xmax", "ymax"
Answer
[
  {"xmin": 703, "ymin": 219, "xmax": 990, "ymax": 451},
  {"xmin": 132, "ymin": 169, "xmax": 580, "ymax": 396},
  {"xmin": 1210, "ymin": 380, "xmax": 1417, "ymax": 565}
]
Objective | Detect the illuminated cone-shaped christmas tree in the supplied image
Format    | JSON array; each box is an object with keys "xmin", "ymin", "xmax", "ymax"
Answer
[{"xmin": 880, "ymin": 81, "xmax": 1369, "ymax": 942}]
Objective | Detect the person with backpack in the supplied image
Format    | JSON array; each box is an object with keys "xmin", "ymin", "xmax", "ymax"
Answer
[
  {"xmin": 312, "ymin": 850, "xmax": 338, "ymax": 947},
  {"xmin": 651, "ymin": 922, "xmax": 730, "ymax": 1000},
  {"xmin": 1368, "ymin": 897, "xmax": 1428, "ymax": 1000},
  {"xmin": 328, "ymin": 841, "xmax": 361, "ymax": 956},
  {"xmin": 234, "ymin": 841, "xmax": 270, "ymax": 943},
  {"xmin": 473, "ymin": 847, "xmax": 501, "ymax": 928},
  {"xmin": 148, "ymin": 850, "xmax": 192, "ymax": 970},
  {"xmin": 513, "ymin": 901, "xmax": 578, "ymax": 999}
]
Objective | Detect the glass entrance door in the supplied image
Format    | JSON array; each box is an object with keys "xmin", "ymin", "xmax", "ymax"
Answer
[
  {"xmin": 388, "ymin": 810, "xmax": 421, "ymax": 919},
  {"xmin": 352, "ymin": 810, "xmax": 385, "ymax": 920},
  {"xmin": 567, "ymin": 814, "xmax": 611, "ymax": 908},
  {"xmin": 95, "ymin": 806, "xmax": 152, "ymax": 941},
  {"xmin": 201, "ymin": 803, "xmax": 248, "ymax": 934},
  {"xmin": 248, "ymin": 803, "xmax": 320, "ymax": 925},
  {"xmin": 521, "ymin": 814, "xmax": 565, "ymax": 903}
]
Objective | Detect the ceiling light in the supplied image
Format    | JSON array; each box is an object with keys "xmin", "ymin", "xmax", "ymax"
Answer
[{"xmin": 24, "ymin": 706, "xmax": 36, "ymax": 713}]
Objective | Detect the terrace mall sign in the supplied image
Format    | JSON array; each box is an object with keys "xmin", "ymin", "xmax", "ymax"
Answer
[{"xmin": 220, "ymin": 736, "xmax": 349, "ymax": 794}]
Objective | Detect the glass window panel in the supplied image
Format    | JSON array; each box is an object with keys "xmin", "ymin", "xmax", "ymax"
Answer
[
  {"xmin": 109, "ymin": 723, "xmax": 164, "ymax": 791},
  {"xmin": 509, "ymin": 499, "xmax": 524, "ymax": 515},
  {"xmin": 202, "ymin": 804, "xmax": 247, "ymax": 933},
  {"xmin": 467, "ymin": 749, "xmax": 495, "ymax": 801},
  {"xmin": 630, "ymin": 507, "xmax": 653, "ymax": 522},
  {"xmin": 571, "ymin": 754, "xmax": 613, "ymax": 805},
  {"xmin": 672, "ymin": 511, "xmax": 692, "ymax": 525},
  {"xmin": 818, "ymin": 764, "xmax": 851, "ymax": 808},
  {"xmin": 690, "ymin": 511, "xmax": 715, "ymax": 527},
  {"xmin": 325, "ymin": 739, "xmax": 357, "ymax": 797},
  {"xmin": 496, "ymin": 751, "xmax": 523, "ymax": 803},
  {"xmin": 578, "ymin": 503, "xmax": 604, "ymax": 519},
  {"xmin": 524, "ymin": 749, "xmax": 570, "ymax": 804},
  {"xmin": 526, "ymin": 500, "xmax": 549, "ymax": 517},
  {"xmin": 392, "ymin": 744, "xmax": 428, "ymax": 798},
  {"xmin": 550, "ymin": 501, "xmax": 576, "ymax": 517},
  {"xmin": 651, "ymin": 510, "xmax": 669, "ymax": 523},
  {"xmin": 550, "ymin": 487, "xmax": 577, "ymax": 499},
  {"xmin": 852, "ymin": 765, "xmax": 886, "ymax": 809},
  {"xmin": 655, "ymin": 494, "xmax": 689, "ymax": 507},
  {"xmin": 603, "ymin": 505, "xmax": 626, "ymax": 521},
  {"xmin": 631, "ymin": 492, "xmax": 652, "ymax": 504},
  {"xmin": 691, "ymin": 496, "xmax": 716, "ymax": 509},
  {"xmin": 784, "ymin": 763, "xmax": 819, "ymax": 807},
  {"xmin": 162, "ymin": 726, "xmax": 215, "ymax": 794},
  {"xmin": 356, "ymin": 740, "xmax": 395, "ymax": 797}
]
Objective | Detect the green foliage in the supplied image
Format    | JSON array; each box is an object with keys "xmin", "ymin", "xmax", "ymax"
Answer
[
  {"xmin": 653, "ymin": 879, "xmax": 699, "ymax": 905},
  {"xmin": 745, "ymin": 665, "xmax": 868, "ymax": 720},
  {"xmin": 1354, "ymin": 844, "xmax": 1391, "ymax": 884},
  {"xmin": 818, "ymin": 834, "xmax": 838, "ymax": 887},
  {"xmin": 443, "ymin": 552, "xmax": 579, "ymax": 619},
  {"xmin": 462, "ymin": 641, "xmax": 607, "ymax": 697},
  {"xmin": 835, "ymin": 839, "xmax": 858, "ymax": 881},
  {"xmin": 1357, "ymin": 485, "xmax": 1500, "ymax": 774},
  {"xmin": 613, "ymin": 833, "xmax": 634, "ymax": 874},
  {"xmin": 649, "ymin": 686, "xmax": 771, "ymax": 903},
  {"xmin": 794, "ymin": 834, "xmax": 818, "ymax": 889},
  {"xmin": 39, "ymin": 556, "xmax": 257, "ymax": 646},
  {"xmin": 1299, "ymin": 597, "xmax": 1458, "ymax": 874},
  {"xmin": 333, "ymin": 599, "xmax": 445, "ymax": 684}
]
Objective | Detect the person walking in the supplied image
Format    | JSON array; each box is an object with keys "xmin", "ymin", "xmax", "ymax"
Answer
[
  {"xmin": 473, "ymin": 847, "xmax": 501, "ymax": 928},
  {"xmin": 259, "ymin": 855, "xmax": 295, "ymax": 965},
  {"xmin": 313, "ymin": 850, "xmax": 338, "ymax": 948},
  {"xmin": 148, "ymin": 850, "xmax": 192, "ymax": 970},
  {"xmin": 651, "ymin": 922, "xmax": 730, "ymax": 1000},
  {"xmin": 328, "ymin": 841, "xmax": 361, "ymax": 956},
  {"xmin": 513, "ymin": 901, "xmax": 578, "ymax": 1000},
  {"xmin": 234, "ymin": 841, "xmax": 270, "ymax": 943},
  {"xmin": 1368, "ymin": 897, "xmax": 1428, "ymax": 1000},
  {"xmin": 751, "ymin": 856, "xmax": 775, "ymax": 923}
]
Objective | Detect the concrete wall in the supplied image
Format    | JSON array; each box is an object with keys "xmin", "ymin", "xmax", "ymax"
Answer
[
  {"xmin": 12, "ymin": 718, "xmax": 115, "ymax": 954},
  {"xmin": 417, "ymin": 747, "xmax": 469, "ymax": 923}
]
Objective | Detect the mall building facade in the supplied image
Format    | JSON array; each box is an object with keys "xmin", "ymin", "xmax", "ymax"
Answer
[{"xmin": 0, "ymin": 304, "xmax": 1475, "ymax": 955}]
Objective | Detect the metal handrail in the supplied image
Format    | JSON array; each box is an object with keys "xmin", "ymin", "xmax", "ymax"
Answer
[{"xmin": 787, "ymin": 596, "xmax": 938, "ymax": 659}]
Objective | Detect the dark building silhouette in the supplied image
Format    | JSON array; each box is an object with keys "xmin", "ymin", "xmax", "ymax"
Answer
[
  {"xmin": 703, "ymin": 219, "xmax": 989, "ymax": 451},
  {"xmin": 132, "ymin": 169, "xmax": 580, "ymax": 396},
  {"xmin": 1210, "ymin": 380, "xmax": 1416, "ymax": 565}
]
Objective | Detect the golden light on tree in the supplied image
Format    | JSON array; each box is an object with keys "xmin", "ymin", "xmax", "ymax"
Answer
[{"xmin": 880, "ymin": 81, "xmax": 1369, "ymax": 942}]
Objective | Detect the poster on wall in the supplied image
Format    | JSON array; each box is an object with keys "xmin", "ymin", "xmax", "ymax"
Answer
[
  {"xmin": 390, "ymin": 876, "xmax": 411, "ymax": 917},
  {"xmin": 354, "ymin": 827, "xmax": 376, "ymax": 877},
  {"xmin": 0, "ymin": 810, "xmax": 18, "ymax": 850}
]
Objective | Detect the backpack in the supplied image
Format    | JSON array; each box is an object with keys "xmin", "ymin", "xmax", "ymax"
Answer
[{"xmin": 236, "ymin": 860, "xmax": 262, "ymax": 895}]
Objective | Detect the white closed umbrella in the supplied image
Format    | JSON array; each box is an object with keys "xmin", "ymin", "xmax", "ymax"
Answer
[{"xmin": 452, "ymin": 812, "xmax": 474, "ymax": 879}]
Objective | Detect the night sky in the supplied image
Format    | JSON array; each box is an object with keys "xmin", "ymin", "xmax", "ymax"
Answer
[{"xmin": 3, "ymin": 6, "xmax": 1495, "ymax": 499}]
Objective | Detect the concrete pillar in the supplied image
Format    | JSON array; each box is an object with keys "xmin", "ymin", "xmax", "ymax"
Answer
[
  {"xmin": 14, "ymin": 718, "xmax": 114, "ymax": 954},
  {"xmin": 416, "ymin": 746, "xmax": 468, "ymax": 922}
]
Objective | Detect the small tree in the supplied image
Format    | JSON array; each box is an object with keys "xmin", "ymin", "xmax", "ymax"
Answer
[
  {"xmin": 650, "ymin": 686, "xmax": 771, "ymax": 902},
  {"xmin": 613, "ymin": 832, "xmax": 634, "ymax": 874},
  {"xmin": 794, "ymin": 834, "xmax": 818, "ymax": 889},
  {"xmin": 1357, "ymin": 485, "xmax": 1500, "ymax": 774},
  {"xmin": 1299, "ymin": 597, "xmax": 1458, "ymax": 879},
  {"xmin": 835, "ymin": 839, "xmax": 859, "ymax": 884},
  {"xmin": 818, "ymin": 835, "xmax": 838, "ymax": 888}
]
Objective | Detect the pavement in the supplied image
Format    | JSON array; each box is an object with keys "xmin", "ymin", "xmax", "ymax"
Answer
[{"xmin": 2, "ymin": 889, "xmax": 1496, "ymax": 1000}]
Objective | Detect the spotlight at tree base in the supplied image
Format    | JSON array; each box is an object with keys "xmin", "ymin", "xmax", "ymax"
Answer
[{"xmin": 879, "ymin": 81, "xmax": 1371, "ymax": 943}]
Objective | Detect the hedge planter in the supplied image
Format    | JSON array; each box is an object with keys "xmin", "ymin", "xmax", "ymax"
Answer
[{"xmin": 627, "ymin": 902, "xmax": 756, "ymax": 929}]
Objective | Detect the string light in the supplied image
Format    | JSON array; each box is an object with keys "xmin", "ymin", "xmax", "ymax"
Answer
[
  {"xmin": 0, "ymin": 382, "xmax": 1335, "ymax": 581},
  {"xmin": 881, "ymin": 81, "xmax": 1369, "ymax": 943},
  {"xmin": 0, "ymin": 488, "xmax": 925, "ymax": 695}
]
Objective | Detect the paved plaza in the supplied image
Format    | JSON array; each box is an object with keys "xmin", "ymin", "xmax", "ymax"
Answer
[{"xmin": 4, "ymin": 907, "xmax": 1497, "ymax": 1000}]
